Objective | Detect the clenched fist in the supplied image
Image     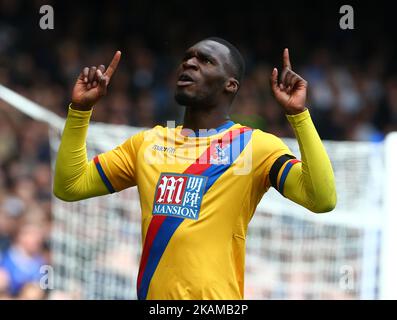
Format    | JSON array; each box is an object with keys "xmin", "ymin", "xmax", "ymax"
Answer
[{"xmin": 71, "ymin": 51, "xmax": 121, "ymax": 111}]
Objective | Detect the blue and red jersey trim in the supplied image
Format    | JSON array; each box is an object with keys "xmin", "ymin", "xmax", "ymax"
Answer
[
  {"xmin": 93, "ymin": 155, "xmax": 116, "ymax": 193},
  {"xmin": 136, "ymin": 126, "xmax": 253, "ymax": 300},
  {"xmin": 278, "ymin": 159, "xmax": 301, "ymax": 195},
  {"xmin": 269, "ymin": 154, "xmax": 301, "ymax": 195}
]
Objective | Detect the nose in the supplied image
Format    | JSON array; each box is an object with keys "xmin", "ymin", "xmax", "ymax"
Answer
[{"xmin": 182, "ymin": 57, "xmax": 199, "ymax": 70}]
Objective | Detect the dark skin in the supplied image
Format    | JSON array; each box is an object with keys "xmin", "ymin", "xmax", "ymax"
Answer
[
  {"xmin": 71, "ymin": 51, "xmax": 121, "ymax": 111},
  {"xmin": 174, "ymin": 40, "xmax": 239, "ymax": 132},
  {"xmin": 71, "ymin": 42, "xmax": 308, "ymax": 130}
]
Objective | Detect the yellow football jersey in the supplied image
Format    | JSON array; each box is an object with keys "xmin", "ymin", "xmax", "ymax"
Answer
[{"xmin": 94, "ymin": 121, "xmax": 294, "ymax": 299}]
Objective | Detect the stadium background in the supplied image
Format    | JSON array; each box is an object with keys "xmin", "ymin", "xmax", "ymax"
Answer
[{"xmin": 0, "ymin": 0, "xmax": 396, "ymax": 299}]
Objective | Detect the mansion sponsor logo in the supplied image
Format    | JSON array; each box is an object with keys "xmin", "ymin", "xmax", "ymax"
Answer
[{"xmin": 152, "ymin": 173, "xmax": 207, "ymax": 220}]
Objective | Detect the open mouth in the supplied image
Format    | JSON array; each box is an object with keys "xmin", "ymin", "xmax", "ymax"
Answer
[{"xmin": 177, "ymin": 74, "xmax": 195, "ymax": 87}]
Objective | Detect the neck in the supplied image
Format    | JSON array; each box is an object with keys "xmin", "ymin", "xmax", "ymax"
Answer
[{"xmin": 182, "ymin": 105, "xmax": 231, "ymax": 132}]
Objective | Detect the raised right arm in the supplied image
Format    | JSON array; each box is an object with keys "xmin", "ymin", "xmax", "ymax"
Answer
[
  {"xmin": 53, "ymin": 51, "xmax": 122, "ymax": 201},
  {"xmin": 53, "ymin": 106, "xmax": 109, "ymax": 201}
]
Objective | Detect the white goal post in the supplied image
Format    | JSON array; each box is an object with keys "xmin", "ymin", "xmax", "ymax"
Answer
[{"xmin": 1, "ymin": 84, "xmax": 396, "ymax": 299}]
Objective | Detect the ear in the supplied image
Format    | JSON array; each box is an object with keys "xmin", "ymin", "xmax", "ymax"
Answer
[{"xmin": 225, "ymin": 78, "xmax": 239, "ymax": 95}]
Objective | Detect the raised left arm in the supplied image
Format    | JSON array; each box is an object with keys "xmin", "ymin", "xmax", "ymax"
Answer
[{"xmin": 269, "ymin": 49, "xmax": 336, "ymax": 213}]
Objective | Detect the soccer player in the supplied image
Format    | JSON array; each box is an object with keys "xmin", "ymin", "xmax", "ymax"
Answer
[{"xmin": 53, "ymin": 38, "xmax": 336, "ymax": 300}]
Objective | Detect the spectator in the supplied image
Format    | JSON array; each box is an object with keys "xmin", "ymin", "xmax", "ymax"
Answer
[
  {"xmin": 0, "ymin": 218, "xmax": 47, "ymax": 297},
  {"xmin": 0, "ymin": 0, "xmax": 394, "ymax": 299}
]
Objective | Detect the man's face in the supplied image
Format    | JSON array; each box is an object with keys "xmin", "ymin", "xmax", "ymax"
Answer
[{"xmin": 174, "ymin": 40, "xmax": 233, "ymax": 108}]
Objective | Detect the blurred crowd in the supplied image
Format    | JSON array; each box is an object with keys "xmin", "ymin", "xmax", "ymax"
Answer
[{"xmin": 0, "ymin": 0, "xmax": 396, "ymax": 299}]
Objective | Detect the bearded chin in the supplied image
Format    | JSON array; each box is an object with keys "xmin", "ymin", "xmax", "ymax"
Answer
[
  {"xmin": 175, "ymin": 90, "xmax": 200, "ymax": 107},
  {"xmin": 174, "ymin": 90, "xmax": 214, "ymax": 108}
]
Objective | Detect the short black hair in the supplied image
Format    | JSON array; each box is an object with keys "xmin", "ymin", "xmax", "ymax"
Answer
[{"xmin": 204, "ymin": 37, "xmax": 245, "ymax": 83}]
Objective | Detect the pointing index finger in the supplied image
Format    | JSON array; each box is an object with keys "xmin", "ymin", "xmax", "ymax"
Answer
[
  {"xmin": 283, "ymin": 48, "xmax": 292, "ymax": 70},
  {"xmin": 104, "ymin": 51, "xmax": 121, "ymax": 78}
]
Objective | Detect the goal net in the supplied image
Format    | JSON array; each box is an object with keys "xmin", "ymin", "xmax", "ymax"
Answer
[{"xmin": 1, "ymin": 84, "xmax": 396, "ymax": 299}]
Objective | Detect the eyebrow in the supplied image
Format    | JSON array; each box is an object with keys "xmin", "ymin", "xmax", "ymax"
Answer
[{"xmin": 183, "ymin": 48, "xmax": 218, "ymax": 63}]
